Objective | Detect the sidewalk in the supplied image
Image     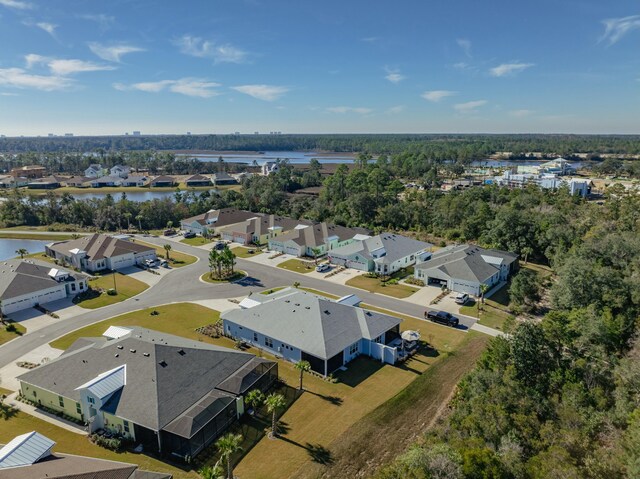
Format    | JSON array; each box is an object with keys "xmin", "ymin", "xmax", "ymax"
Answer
[
  {"xmin": 5, "ymin": 392, "xmax": 87, "ymax": 435},
  {"xmin": 470, "ymin": 323, "xmax": 503, "ymax": 337}
]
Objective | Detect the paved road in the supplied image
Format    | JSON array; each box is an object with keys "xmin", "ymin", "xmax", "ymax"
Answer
[{"xmin": 0, "ymin": 237, "xmax": 477, "ymax": 369}]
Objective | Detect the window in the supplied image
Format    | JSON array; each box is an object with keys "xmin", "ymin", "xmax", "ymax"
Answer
[
  {"xmin": 71, "ymin": 283, "xmax": 76, "ymax": 292},
  {"xmin": 123, "ymin": 420, "xmax": 130, "ymax": 433},
  {"xmin": 349, "ymin": 342, "xmax": 359, "ymax": 355},
  {"xmin": 253, "ymin": 332, "xmax": 258, "ymax": 342},
  {"xmin": 88, "ymin": 397, "xmax": 95, "ymax": 404},
  {"xmin": 58, "ymin": 396, "xmax": 64, "ymax": 407},
  {"xmin": 374, "ymin": 335, "xmax": 383, "ymax": 344},
  {"xmin": 76, "ymin": 402, "xmax": 82, "ymax": 415},
  {"xmin": 79, "ymin": 282, "xmax": 84, "ymax": 290},
  {"xmin": 32, "ymin": 390, "xmax": 37, "ymax": 398},
  {"xmin": 264, "ymin": 337, "xmax": 273, "ymax": 348}
]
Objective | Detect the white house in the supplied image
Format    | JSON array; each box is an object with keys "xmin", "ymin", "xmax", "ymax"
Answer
[
  {"xmin": 45, "ymin": 234, "xmax": 157, "ymax": 272},
  {"xmin": 84, "ymin": 164, "xmax": 105, "ymax": 178},
  {"xmin": 267, "ymin": 223, "xmax": 370, "ymax": 258},
  {"xmin": 180, "ymin": 208, "xmax": 259, "ymax": 235},
  {"xmin": 414, "ymin": 244, "xmax": 518, "ymax": 296},
  {"xmin": 110, "ymin": 165, "xmax": 130, "ymax": 178},
  {"xmin": 261, "ymin": 161, "xmax": 279, "ymax": 176},
  {"xmin": 0, "ymin": 259, "xmax": 90, "ymax": 314},
  {"xmin": 328, "ymin": 233, "xmax": 432, "ymax": 274}
]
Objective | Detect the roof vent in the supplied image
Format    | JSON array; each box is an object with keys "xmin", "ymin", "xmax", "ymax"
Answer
[
  {"xmin": 305, "ymin": 306, "xmax": 310, "ymax": 309},
  {"xmin": 177, "ymin": 349, "xmax": 185, "ymax": 356},
  {"xmin": 324, "ymin": 310, "xmax": 330, "ymax": 314},
  {"xmin": 117, "ymin": 345, "xmax": 123, "ymax": 349},
  {"xmin": 130, "ymin": 349, "xmax": 136, "ymax": 353},
  {"xmin": 295, "ymin": 303, "xmax": 300, "ymax": 306},
  {"xmin": 143, "ymin": 352, "xmax": 150, "ymax": 357},
  {"xmin": 115, "ymin": 354, "xmax": 119, "ymax": 357},
  {"xmin": 159, "ymin": 360, "xmax": 167, "ymax": 367}
]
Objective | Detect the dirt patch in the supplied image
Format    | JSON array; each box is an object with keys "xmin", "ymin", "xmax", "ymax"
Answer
[{"xmin": 292, "ymin": 333, "xmax": 489, "ymax": 479}]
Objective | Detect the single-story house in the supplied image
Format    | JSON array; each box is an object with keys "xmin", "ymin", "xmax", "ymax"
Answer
[
  {"xmin": 329, "ymin": 233, "xmax": 432, "ymax": 274},
  {"xmin": 46, "ymin": 234, "xmax": 157, "ymax": 272},
  {"xmin": 212, "ymin": 172, "xmax": 238, "ymax": 185},
  {"xmin": 18, "ymin": 327, "xmax": 278, "ymax": 459},
  {"xmin": 65, "ymin": 176, "xmax": 92, "ymax": 188},
  {"xmin": 267, "ymin": 222, "xmax": 371, "ymax": 258},
  {"xmin": 414, "ymin": 244, "xmax": 518, "ymax": 296},
  {"xmin": 121, "ymin": 175, "xmax": 149, "ymax": 187},
  {"xmin": 0, "ymin": 259, "xmax": 90, "ymax": 315},
  {"xmin": 184, "ymin": 174, "xmax": 212, "ymax": 187},
  {"xmin": 84, "ymin": 164, "xmax": 105, "ymax": 178},
  {"xmin": 149, "ymin": 175, "xmax": 177, "ymax": 188},
  {"xmin": 90, "ymin": 175, "xmax": 123, "ymax": 188},
  {"xmin": 220, "ymin": 214, "xmax": 313, "ymax": 246},
  {"xmin": 0, "ymin": 431, "xmax": 172, "ymax": 478},
  {"xmin": 110, "ymin": 165, "xmax": 131, "ymax": 178},
  {"xmin": 27, "ymin": 177, "xmax": 61, "ymax": 189},
  {"xmin": 0, "ymin": 175, "xmax": 28, "ymax": 188},
  {"xmin": 180, "ymin": 208, "xmax": 260, "ymax": 236},
  {"xmin": 222, "ymin": 288, "xmax": 402, "ymax": 375}
]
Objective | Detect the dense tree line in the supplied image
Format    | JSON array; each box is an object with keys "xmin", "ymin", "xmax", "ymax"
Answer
[{"xmin": 1, "ymin": 133, "xmax": 640, "ymax": 156}]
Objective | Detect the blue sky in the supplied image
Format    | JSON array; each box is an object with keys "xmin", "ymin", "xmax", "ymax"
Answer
[{"xmin": 0, "ymin": 0, "xmax": 638, "ymax": 136}]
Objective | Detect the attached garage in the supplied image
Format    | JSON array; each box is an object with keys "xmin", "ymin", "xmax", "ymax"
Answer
[{"xmin": 2, "ymin": 286, "xmax": 67, "ymax": 314}]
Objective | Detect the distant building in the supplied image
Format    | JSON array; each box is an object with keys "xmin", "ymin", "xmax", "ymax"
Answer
[
  {"xmin": 10, "ymin": 165, "xmax": 46, "ymax": 179},
  {"xmin": 261, "ymin": 161, "xmax": 279, "ymax": 176},
  {"xmin": 268, "ymin": 223, "xmax": 371, "ymax": 258},
  {"xmin": 181, "ymin": 208, "xmax": 258, "ymax": 235},
  {"xmin": 0, "ymin": 175, "xmax": 28, "ymax": 188},
  {"xmin": 184, "ymin": 174, "xmax": 212, "ymax": 187},
  {"xmin": 84, "ymin": 164, "xmax": 105, "ymax": 178},
  {"xmin": 64, "ymin": 133, "xmax": 73, "ymax": 137},
  {"xmin": 0, "ymin": 259, "xmax": 90, "ymax": 314},
  {"xmin": 538, "ymin": 158, "xmax": 576, "ymax": 176},
  {"xmin": 27, "ymin": 177, "xmax": 61, "ymax": 189},
  {"xmin": 212, "ymin": 172, "xmax": 238, "ymax": 185},
  {"xmin": 132, "ymin": 131, "xmax": 141, "ymax": 136},
  {"xmin": 110, "ymin": 164, "xmax": 130, "ymax": 178},
  {"xmin": 149, "ymin": 175, "xmax": 177, "ymax": 187}
]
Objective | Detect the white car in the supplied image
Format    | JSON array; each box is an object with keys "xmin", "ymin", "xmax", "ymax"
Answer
[
  {"xmin": 454, "ymin": 293, "xmax": 469, "ymax": 304},
  {"xmin": 315, "ymin": 263, "xmax": 331, "ymax": 273}
]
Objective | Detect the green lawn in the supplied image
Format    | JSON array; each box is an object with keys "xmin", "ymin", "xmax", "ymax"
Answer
[
  {"xmin": 277, "ymin": 258, "xmax": 314, "ymax": 274},
  {"xmin": 0, "ymin": 232, "xmax": 77, "ymax": 241},
  {"xmin": 74, "ymin": 272, "xmax": 148, "ymax": 309},
  {"xmin": 0, "ymin": 412, "xmax": 196, "ymax": 479},
  {"xmin": 345, "ymin": 275, "xmax": 419, "ymax": 299},
  {"xmin": 231, "ymin": 246, "xmax": 263, "ymax": 258},
  {"xmin": 459, "ymin": 285, "xmax": 514, "ymax": 330},
  {"xmin": 135, "ymin": 240, "xmax": 197, "ymax": 267},
  {"xmin": 50, "ymin": 303, "xmax": 220, "ymax": 350},
  {"xmin": 0, "ymin": 321, "xmax": 25, "ymax": 346},
  {"xmin": 200, "ymin": 271, "xmax": 247, "ymax": 283},
  {"xmin": 24, "ymin": 252, "xmax": 57, "ymax": 264},
  {"xmin": 180, "ymin": 236, "xmax": 212, "ymax": 246}
]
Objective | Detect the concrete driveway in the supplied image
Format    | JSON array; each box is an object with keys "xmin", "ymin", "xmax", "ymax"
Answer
[
  {"xmin": 0, "ymin": 343, "xmax": 63, "ymax": 391},
  {"xmin": 7, "ymin": 298, "xmax": 85, "ymax": 333}
]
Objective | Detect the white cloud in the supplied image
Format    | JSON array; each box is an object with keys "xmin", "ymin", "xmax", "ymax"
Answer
[
  {"xmin": 387, "ymin": 105, "xmax": 405, "ymax": 114},
  {"xmin": 231, "ymin": 84, "xmax": 288, "ymax": 101},
  {"xmin": 457, "ymin": 38, "xmax": 472, "ymax": 57},
  {"xmin": 174, "ymin": 35, "xmax": 248, "ymax": 63},
  {"xmin": 114, "ymin": 78, "xmax": 221, "ymax": 98},
  {"xmin": 0, "ymin": 68, "xmax": 73, "ymax": 91},
  {"xmin": 0, "ymin": 0, "xmax": 31, "ymax": 9},
  {"xmin": 78, "ymin": 13, "xmax": 114, "ymax": 29},
  {"xmin": 25, "ymin": 54, "xmax": 115, "ymax": 75},
  {"xmin": 88, "ymin": 42, "xmax": 145, "ymax": 63},
  {"xmin": 600, "ymin": 15, "xmax": 640, "ymax": 45},
  {"xmin": 509, "ymin": 109, "xmax": 534, "ymax": 118},
  {"xmin": 326, "ymin": 106, "xmax": 373, "ymax": 114},
  {"xmin": 421, "ymin": 90, "xmax": 456, "ymax": 102},
  {"xmin": 490, "ymin": 62, "xmax": 534, "ymax": 77},
  {"xmin": 361, "ymin": 36, "xmax": 378, "ymax": 43},
  {"xmin": 384, "ymin": 67, "xmax": 405, "ymax": 84},
  {"xmin": 36, "ymin": 22, "xmax": 57, "ymax": 37},
  {"xmin": 454, "ymin": 100, "xmax": 487, "ymax": 113}
]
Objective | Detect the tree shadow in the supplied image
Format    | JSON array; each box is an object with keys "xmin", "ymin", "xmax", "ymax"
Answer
[
  {"xmin": 278, "ymin": 436, "xmax": 334, "ymax": 465},
  {"xmin": 236, "ymin": 276, "xmax": 264, "ymax": 288},
  {"xmin": 307, "ymin": 391, "xmax": 343, "ymax": 406},
  {"xmin": 0, "ymin": 403, "xmax": 19, "ymax": 420}
]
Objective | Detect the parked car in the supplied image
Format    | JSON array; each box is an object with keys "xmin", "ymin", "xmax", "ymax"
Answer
[
  {"xmin": 184, "ymin": 231, "xmax": 196, "ymax": 239},
  {"xmin": 214, "ymin": 241, "xmax": 225, "ymax": 250},
  {"xmin": 160, "ymin": 259, "xmax": 169, "ymax": 268},
  {"xmin": 145, "ymin": 258, "xmax": 159, "ymax": 268},
  {"xmin": 315, "ymin": 263, "xmax": 331, "ymax": 273},
  {"xmin": 426, "ymin": 310, "xmax": 459, "ymax": 327},
  {"xmin": 454, "ymin": 293, "xmax": 469, "ymax": 304},
  {"xmin": 163, "ymin": 229, "xmax": 176, "ymax": 236}
]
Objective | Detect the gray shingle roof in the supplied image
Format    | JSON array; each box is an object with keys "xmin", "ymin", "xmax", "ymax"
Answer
[
  {"xmin": 47, "ymin": 234, "xmax": 154, "ymax": 261},
  {"xmin": 0, "ymin": 259, "xmax": 90, "ymax": 299},
  {"xmin": 415, "ymin": 244, "xmax": 517, "ymax": 283},
  {"xmin": 222, "ymin": 290, "xmax": 401, "ymax": 359},
  {"xmin": 181, "ymin": 208, "xmax": 262, "ymax": 228},
  {"xmin": 18, "ymin": 327, "xmax": 269, "ymax": 432},
  {"xmin": 330, "ymin": 233, "xmax": 431, "ymax": 265},
  {"xmin": 273, "ymin": 223, "xmax": 371, "ymax": 249}
]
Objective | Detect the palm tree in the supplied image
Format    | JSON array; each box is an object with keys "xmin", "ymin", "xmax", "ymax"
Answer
[
  {"xmin": 521, "ymin": 246, "xmax": 533, "ymax": 264},
  {"xmin": 163, "ymin": 244, "xmax": 172, "ymax": 260},
  {"xmin": 209, "ymin": 249, "xmax": 222, "ymax": 279},
  {"xmin": 198, "ymin": 462, "xmax": 225, "ymax": 479},
  {"xmin": 245, "ymin": 389, "xmax": 265, "ymax": 415},
  {"xmin": 15, "ymin": 248, "xmax": 28, "ymax": 259},
  {"xmin": 478, "ymin": 283, "xmax": 490, "ymax": 313},
  {"xmin": 135, "ymin": 214, "xmax": 143, "ymax": 231},
  {"xmin": 294, "ymin": 360, "xmax": 311, "ymax": 391},
  {"xmin": 124, "ymin": 212, "xmax": 132, "ymax": 230},
  {"xmin": 215, "ymin": 433, "xmax": 243, "ymax": 479},
  {"xmin": 311, "ymin": 247, "xmax": 322, "ymax": 266},
  {"xmin": 265, "ymin": 393, "xmax": 286, "ymax": 438},
  {"xmin": 166, "ymin": 220, "xmax": 173, "ymax": 230}
]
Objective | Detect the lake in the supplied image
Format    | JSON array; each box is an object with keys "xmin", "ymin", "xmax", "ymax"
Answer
[
  {"xmin": 0, "ymin": 238, "xmax": 50, "ymax": 261},
  {"xmin": 175, "ymin": 150, "xmax": 355, "ymax": 164},
  {"xmin": 65, "ymin": 190, "xmax": 214, "ymax": 202}
]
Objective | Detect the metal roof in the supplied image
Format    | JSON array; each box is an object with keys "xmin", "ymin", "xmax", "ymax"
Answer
[
  {"xmin": 76, "ymin": 365, "xmax": 126, "ymax": 399},
  {"xmin": 103, "ymin": 325, "xmax": 134, "ymax": 339},
  {"xmin": 0, "ymin": 431, "xmax": 54, "ymax": 469}
]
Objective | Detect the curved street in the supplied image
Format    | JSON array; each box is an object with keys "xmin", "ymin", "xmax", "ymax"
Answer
[{"xmin": 0, "ymin": 237, "xmax": 478, "ymax": 369}]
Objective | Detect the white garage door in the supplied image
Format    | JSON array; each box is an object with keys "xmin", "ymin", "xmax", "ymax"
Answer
[
  {"xmin": 2, "ymin": 288, "xmax": 67, "ymax": 314},
  {"xmin": 110, "ymin": 255, "xmax": 136, "ymax": 270},
  {"xmin": 285, "ymin": 246, "xmax": 301, "ymax": 256}
]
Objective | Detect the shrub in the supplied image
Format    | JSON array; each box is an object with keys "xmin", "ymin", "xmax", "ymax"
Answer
[
  {"xmin": 5, "ymin": 324, "xmax": 16, "ymax": 332},
  {"xmin": 106, "ymin": 288, "xmax": 117, "ymax": 296}
]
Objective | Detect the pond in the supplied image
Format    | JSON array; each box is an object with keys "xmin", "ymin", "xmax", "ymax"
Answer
[
  {"xmin": 0, "ymin": 238, "xmax": 51, "ymax": 261},
  {"xmin": 175, "ymin": 150, "xmax": 355, "ymax": 164},
  {"xmin": 64, "ymin": 190, "xmax": 215, "ymax": 202}
]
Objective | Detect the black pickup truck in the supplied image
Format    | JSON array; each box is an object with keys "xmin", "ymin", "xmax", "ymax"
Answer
[{"xmin": 426, "ymin": 310, "xmax": 459, "ymax": 327}]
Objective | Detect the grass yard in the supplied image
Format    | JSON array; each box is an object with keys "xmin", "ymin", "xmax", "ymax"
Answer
[
  {"xmin": 135, "ymin": 240, "xmax": 197, "ymax": 267},
  {"xmin": 200, "ymin": 271, "xmax": 247, "ymax": 283},
  {"xmin": 345, "ymin": 275, "xmax": 419, "ymax": 299},
  {"xmin": 460, "ymin": 285, "xmax": 514, "ymax": 330},
  {"xmin": 277, "ymin": 258, "xmax": 314, "ymax": 274},
  {"xmin": 0, "ymin": 412, "xmax": 196, "ymax": 479},
  {"xmin": 260, "ymin": 287, "xmax": 287, "ymax": 295},
  {"xmin": 180, "ymin": 236, "xmax": 212, "ymax": 246},
  {"xmin": 74, "ymin": 273, "xmax": 148, "ymax": 309},
  {"xmin": 24, "ymin": 252, "xmax": 57, "ymax": 264},
  {"xmin": 231, "ymin": 246, "xmax": 263, "ymax": 258},
  {"xmin": 0, "ymin": 321, "xmax": 25, "ymax": 346},
  {"xmin": 0, "ymin": 232, "xmax": 77, "ymax": 241},
  {"xmin": 50, "ymin": 303, "xmax": 220, "ymax": 350}
]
